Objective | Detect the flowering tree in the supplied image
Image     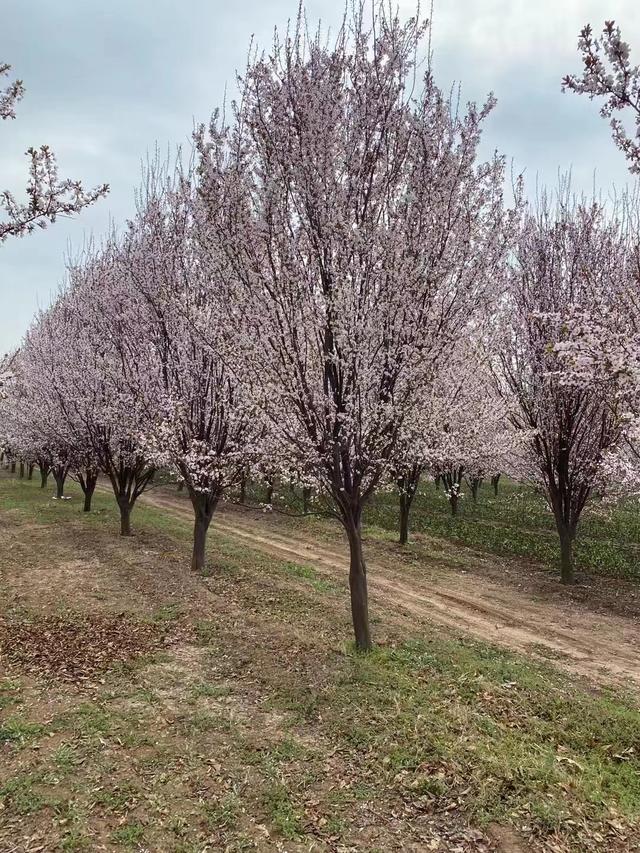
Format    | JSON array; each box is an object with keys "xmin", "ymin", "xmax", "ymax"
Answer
[
  {"xmin": 0, "ymin": 351, "xmax": 68, "ymax": 498},
  {"xmin": 118, "ymin": 160, "xmax": 259, "ymax": 572},
  {"xmin": 14, "ymin": 255, "xmax": 154, "ymax": 534},
  {"xmin": 62, "ymin": 253, "xmax": 157, "ymax": 534},
  {"xmin": 1, "ymin": 62, "xmax": 107, "ymax": 241},
  {"xmin": 394, "ymin": 344, "xmax": 521, "ymax": 540},
  {"xmin": 550, "ymin": 193, "xmax": 640, "ymax": 501},
  {"xmin": 494, "ymin": 190, "xmax": 628, "ymax": 584},
  {"xmin": 197, "ymin": 4, "xmax": 508, "ymax": 649},
  {"xmin": 563, "ymin": 21, "xmax": 640, "ymax": 174},
  {"xmin": 4, "ymin": 315, "xmax": 104, "ymax": 504}
]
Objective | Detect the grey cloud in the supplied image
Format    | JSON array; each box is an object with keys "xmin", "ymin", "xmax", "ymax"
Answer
[{"xmin": 1, "ymin": 0, "xmax": 637, "ymax": 353}]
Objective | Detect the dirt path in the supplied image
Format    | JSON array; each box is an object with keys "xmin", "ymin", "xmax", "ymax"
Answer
[{"xmin": 142, "ymin": 489, "xmax": 640, "ymax": 695}]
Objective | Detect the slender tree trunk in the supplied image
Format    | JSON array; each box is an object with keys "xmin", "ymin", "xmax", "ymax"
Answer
[
  {"xmin": 107, "ymin": 465, "xmax": 154, "ymax": 537},
  {"xmin": 345, "ymin": 517, "xmax": 371, "ymax": 652},
  {"xmin": 266, "ymin": 476, "xmax": 274, "ymax": 504},
  {"xmin": 557, "ymin": 522, "xmax": 575, "ymax": 585},
  {"xmin": 53, "ymin": 467, "xmax": 67, "ymax": 499},
  {"xmin": 80, "ymin": 473, "xmax": 98, "ymax": 512},
  {"xmin": 19, "ymin": 461, "xmax": 24, "ymax": 479},
  {"xmin": 40, "ymin": 467, "xmax": 49, "ymax": 488},
  {"xmin": 10, "ymin": 461, "xmax": 15, "ymax": 474},
  {"xmin": 192, "ymin": 511, "xmax": 208, "ymax": 572},
  {"xmin": 443, "ymin": 467, "xmax": 463, "ymax": 517},
  {"xmin": 27, "ymin": 464, "xmax": 34, "ymax": 481},
  {"xmin": 302, "ymin": 486, "xmax": 311, "ymax": 514},
  {"xmin": 434, "ymin": 475, "xmax": 441, "ymax": 490},
  {"xmin": 186, "ymin": 486, "xmax": 220, "ymax": 573},
  {"xmin": 119, "ymin": 501, "xmax": 132, "ymax": 536},
  {"xmin": 491, "ymin": 473, "xmax": 500, "ymax": 496},
  {"xmin": 470, "ymin": 478, "xmax": 481, "ymax": 502},
  {"xmin": 239, "ymin": 473, "xmax": 246, "ymax": 504},
  {"xmin": 399, "ymin": 492, "xmax": 410, "ymax": 544},
  {"xmin": 190, "ymin": 499, "xmax": 215, "ymax": 573}
]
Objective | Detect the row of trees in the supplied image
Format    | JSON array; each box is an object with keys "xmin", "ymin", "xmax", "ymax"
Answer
[{"xmin": 1, "ymin": 7, "xmax": 640, "ymax": 649}]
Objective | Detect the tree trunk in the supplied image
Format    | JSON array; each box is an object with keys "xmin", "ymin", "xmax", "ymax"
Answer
[
  {"xmin": 302, "ymin": 486, "xmax": 311, "ymax": 515},
  {"xmin": 40, "ymin": 467, "xmax": 49, "ymax": 488},
  {"xmin": 434, "ymin": 475, "xmax": 441, "ymax": 490},
  {"xmin": 189, "ymin": 489, "xmax": 219, "ymax": 573},
  {"xmin": 266, "ymin": 477, "xmax": 274, "ymax": 504},
  {"xmin": 491, "ymin": 473, "xmax": 500, "ymax": 496},
  {"xmin": 470, "ymin": 478, "xmax": 481, "ymax": 502},
  {"xmin": 191, "ymin": 512, "xmax": 208, "ymax": 572},
  {"xmin": 53, "ymin": 468, "xmax": 67, "ymax": 499},
  {"xmin": 191, "ymin": 507, "xmax": 211, "ymax": 572},
  {"xmin": 106, "ymin": 464, "xmax": 155, "ymax": 537},
  {"xmin": 19, "ymin": 461, "xmax": 24, "ymax": 479},
  {"xmin": 449, "ymin": 494, "xmax": 459, "ymax": 516},
  {"xmin": 239, "ymin": 473, "xmax": 246, "ymax": 504},
  {"xmin": 27, "ymin": 464, "xmax": 34, "ymax": 481},
  {"xmin": 399, "ymin": 491, "xmax": 411, "ymax": 545},
  {"xmin": 345, "ymin": 520, "xmax": 371, "ymax": 652},
  {"xmin": 80, "ymin": 473, "xmax": 97, "ymax": 512},
  {"xmin": 119, "ymin": 502, "xmax": 132, "ymax": 536},
  {"xmin": 10, "ymin": 461, "xmax": 15, "ymax": 474},
  {"xmin": 177, "ymin": 480, "xmax": 184, "ymax": 492},
  {"xmin": 558, "ymin": 523, "xmax": 575, "ymax": 585}
]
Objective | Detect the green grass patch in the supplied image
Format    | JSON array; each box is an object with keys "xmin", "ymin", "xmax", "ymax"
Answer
[{"xmin": 321, "ymin": 637, "xmax": 640, "ymax": 829}]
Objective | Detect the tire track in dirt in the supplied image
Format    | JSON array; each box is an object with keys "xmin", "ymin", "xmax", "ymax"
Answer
[{"xmin": 142, "ymin": 490, "xmax": 640, "ymax": 694}]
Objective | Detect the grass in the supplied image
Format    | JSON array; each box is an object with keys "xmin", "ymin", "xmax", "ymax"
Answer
[{"xmin": 1, "ymin": 471, "xmax": 640, "ymax": 851}]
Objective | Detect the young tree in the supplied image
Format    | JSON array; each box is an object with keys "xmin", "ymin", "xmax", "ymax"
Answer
[
  {"xmin": 197, "ymin": 3, "xmax": 508, "ymax": 649},
  {"xmin": 117, "ymin": 160, "xmax": 258, "ymax": 572},
  {"xmin": 1, "ymin": 62, "xmax": 107, "ymax": 241},
  {"xmin": 563, "ymin": 21, "xmax": 640, "ymax": 174},
  {"xmin": 494, "ymin": 190, "xmax": 627, "ymax": 584}
]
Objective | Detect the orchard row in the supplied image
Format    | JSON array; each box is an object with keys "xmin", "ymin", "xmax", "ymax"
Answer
[{"xmin": 2, "ymin": 7, "xmax": 640, "ymax": 650}]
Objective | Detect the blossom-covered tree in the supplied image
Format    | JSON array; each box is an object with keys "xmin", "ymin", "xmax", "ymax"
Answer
[
  {"xmin": 14, "ymin": 258, "xmax": 154, "ymax": 534},
  {"xmin": 118, "ymin": 160, "xmax": 259, "ymax": 572},
  {"xmin": 197, "ymin": 4, "xmax": 509, "ymax": 649},
  {"xmin": 494, "ymin": 190, "xmax": 628, "ymax": 584},
  {"xmin": 1, "ymin": 62, "xmax": 107, "ymax": 241},
  {"xmin": 394, "ymin": 344, "xmax": 521, "ymax": 539},
  {"xmin": 550, "ymin": 192, "xmax": 640, "ymax": 500},
  {"xmin": 62, "ymin": 254, "xmax": 157, "ymax": 534},
  {"xmin": 563, "ymin": 21, "xmax": 640, "ymax": 174},
  {"xmin": 0, "ymin": 349, "xmax": 73, "ymax": 499}
]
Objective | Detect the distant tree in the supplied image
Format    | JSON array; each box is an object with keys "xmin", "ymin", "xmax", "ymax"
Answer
[
  {"xmin": 1, "ymin": 62, "xmax": 107, "ymax": 241},
  {"xmin": 393, "ymin": 340, "xmax": 521, "ymax": 538},
  {"xmin": 494, "ymin": 189, "xmax": 628, "ymax": 584}
]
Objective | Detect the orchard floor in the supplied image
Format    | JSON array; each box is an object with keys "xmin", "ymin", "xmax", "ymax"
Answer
[{"xmin": 1, "ymin": 474, "xmax": 640, "ymax": 852}]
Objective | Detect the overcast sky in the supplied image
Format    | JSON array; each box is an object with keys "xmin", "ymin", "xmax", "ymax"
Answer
[{"xmin": 1, "ymin": 0, "xmax": 638, "ymax": 354}]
